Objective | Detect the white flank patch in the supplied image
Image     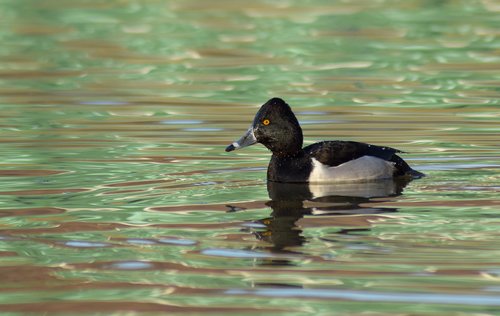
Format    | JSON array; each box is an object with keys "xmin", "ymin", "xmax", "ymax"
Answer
[
  {"xmin": 308, "ymin": 180, "xmax": 398, "ymax": 199},
  {"xmin": 308, "ymin": 156, "xmax": 396, "ymax": 183}
]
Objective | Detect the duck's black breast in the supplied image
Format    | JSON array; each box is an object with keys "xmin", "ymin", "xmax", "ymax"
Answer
[{"xmin": 267, "ymin": 152, "xmax": 313, "ymax": 183}]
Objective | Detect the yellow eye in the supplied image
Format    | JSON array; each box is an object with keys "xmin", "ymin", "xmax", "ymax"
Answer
[{"xmin": 262, "ymin": 119, "xmax": 270, "ymax": 126}]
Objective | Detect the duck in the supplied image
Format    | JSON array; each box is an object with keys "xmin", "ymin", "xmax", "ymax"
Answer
[{"xmin": 225, "ymin": 98, "xmax": 424, "ymax": 183}]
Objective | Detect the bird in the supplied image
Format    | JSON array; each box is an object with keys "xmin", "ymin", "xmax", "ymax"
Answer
[{"xmin": 225, "ymin": 97, "xmax": 424, "ymax": 183}]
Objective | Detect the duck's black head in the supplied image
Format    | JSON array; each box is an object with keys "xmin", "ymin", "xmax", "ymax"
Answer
[{"xmin": 225, "ymin": 98, "xmax": 303, "ymax": 156}]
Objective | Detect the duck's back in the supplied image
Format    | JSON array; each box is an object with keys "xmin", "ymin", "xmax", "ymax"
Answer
[{"xmin": 304, "ymin": 141, "xmax": 400, "ymax": 167}]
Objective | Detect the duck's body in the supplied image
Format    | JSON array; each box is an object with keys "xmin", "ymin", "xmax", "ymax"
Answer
[
  {"xmin": 226, "ymin": 98, "xmax": 423, "ymax": 183},
  {"xmin": 268, "ymin": 141, "xmax": 415, "ymax": 183}
]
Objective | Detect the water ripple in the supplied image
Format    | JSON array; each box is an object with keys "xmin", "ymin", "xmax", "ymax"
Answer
[{"xmin": 226, "ymin": 288, "xmax": 500, "ymax": 306}]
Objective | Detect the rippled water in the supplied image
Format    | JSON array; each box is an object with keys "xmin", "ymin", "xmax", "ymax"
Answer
[{"xmin": 1, "ymin": 0, "xmax": 499, "ymax": 314}]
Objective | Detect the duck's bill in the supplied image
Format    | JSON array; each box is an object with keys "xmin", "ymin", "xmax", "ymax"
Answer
[{"xmin": 225, "ymin": 127, "xmax": 257, "ymax": 152}]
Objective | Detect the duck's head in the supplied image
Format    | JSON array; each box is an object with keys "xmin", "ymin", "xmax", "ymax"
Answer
[{"xmin": 225, "ymin": 98, "xmax": 303, "ymax": 156}]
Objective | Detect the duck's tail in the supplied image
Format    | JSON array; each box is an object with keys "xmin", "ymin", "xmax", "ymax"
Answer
[
  {"xmin": 407, "ymin": 168, "xmax": 425, "ymax": 179},
  {"xmin": 391, "ymin": 154, "xmax": 425, "ymax": 179}
]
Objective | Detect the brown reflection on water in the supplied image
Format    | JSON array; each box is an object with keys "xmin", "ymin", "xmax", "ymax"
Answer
[
  {"xmin": 104, "ymin": 179, "xmax": 174, "ymax": 188},
  {"xmin": 0, "ymin": 301, "xmax": 278, "ymax": 314},
  {"xmin": 311, "ymin": 27, "xmax": 407, "ymax": 39},
  {"xmin": 0, "ymin": 169, "xmax": 67, "ymax": 176},
  {"xmin": 362, "ymin": 199, "xmax": 500, "ymax": 208},
  {"xmin": 0, "ymin": 220, "xmax": 243, "ymax": 236},
  {"xmin": 149, "ymin": 200, "xmax": 266, "ymax": 213},
  {"xmin": 67, "ymin": 259, "xmax": 406, "ymax": 277},
  {"xmin": 0, "ymin": 188, "xmax": 89, "ymax": 196},
  {"xmin": 1, "ymin": 299, "xmax": 284, "ymax": 314},
  {"xmin": 0, "ymin": 207, "xmax": 66, "ymax": 218},
  {"xmin": 0, "ymin": 69, "xmax": 83, "ymax": 79}
]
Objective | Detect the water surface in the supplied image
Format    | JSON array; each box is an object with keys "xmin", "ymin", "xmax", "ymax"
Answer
[{"xmin": 0, "ymin": 0, "xmax": 499, "ymax": 314}]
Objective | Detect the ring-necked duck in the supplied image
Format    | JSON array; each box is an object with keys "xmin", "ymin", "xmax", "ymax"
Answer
[{"xmin": 225, "ymin": 98, "xmax": 424, "ymax": 183}]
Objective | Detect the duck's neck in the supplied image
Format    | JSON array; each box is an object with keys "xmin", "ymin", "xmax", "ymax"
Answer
[
  {"xmin": 267, "ymin": 121, "xmax": 303, "ymax": 157},
  {"xmin": 272, "ymin": 147, "xmax": 303, "ymax": 158}
]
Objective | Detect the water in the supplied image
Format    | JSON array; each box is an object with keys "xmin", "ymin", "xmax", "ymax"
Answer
[{"xmin": 1, "ymin": 0, "xmax": 499, "ymax": 314}]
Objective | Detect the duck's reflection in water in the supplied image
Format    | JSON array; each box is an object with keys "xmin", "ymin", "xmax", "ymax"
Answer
[{"xmin": 248, "ymin": 178, "xmax": 413, "ymax": 256}]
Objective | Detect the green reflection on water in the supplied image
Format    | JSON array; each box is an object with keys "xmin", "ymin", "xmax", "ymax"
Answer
[{"xmin": 0, "ymin": 0, "xmax": 499, "ymax": 314}]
